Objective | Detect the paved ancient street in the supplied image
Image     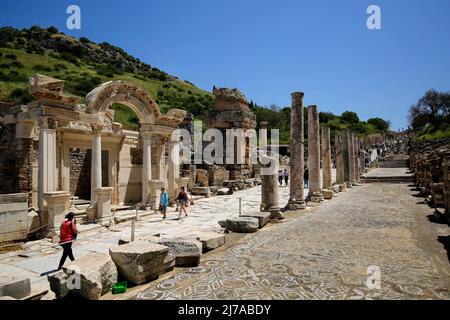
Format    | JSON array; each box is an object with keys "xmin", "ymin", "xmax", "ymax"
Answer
[{"xmin": 128, "ymin": 181, "xmax": 450, "ymax": 300}]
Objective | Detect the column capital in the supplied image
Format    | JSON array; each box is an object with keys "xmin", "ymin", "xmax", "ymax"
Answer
[
  {"xmin": 38, "ymin": 116, "xmax": 57, "ymax": 129},
  {"xmin": 141, "ymin": 130, "xmax": 154, "ymax": 140},
  {"xmin": 90, "ymin": 123, "xmax": 103, "ymax": 135}
]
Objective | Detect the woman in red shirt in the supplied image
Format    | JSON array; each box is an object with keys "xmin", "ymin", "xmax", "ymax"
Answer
[{"xmin": 57, "ymin": 212, "xmax": 78, "ymax": 270}]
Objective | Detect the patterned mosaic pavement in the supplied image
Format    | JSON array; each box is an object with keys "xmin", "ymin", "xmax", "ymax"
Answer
[{"xmin": 131, "ymin": 183, "xmax": 450, "ymax": 300}]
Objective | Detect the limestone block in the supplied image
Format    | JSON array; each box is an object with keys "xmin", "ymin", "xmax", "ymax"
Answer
[
  {"xmin": 332, "ymin": 185, "xmax": 340, "ymax": 194},
  {"xmin": 322, "ymin": 189, "xmax": 333, "ymax": 200},
  {"xmin": 27, "ymin": 210, "xmax": 40, "ymax": 234},
  {"xmin": 118, "ymin": 234, "xmax": 160, "ymax": 245},
  {"xmin": 109, "ymin": 241, "xmax": 170, "ymax": 285},
  {"xmin": 47, "ymin": 270, "xmax": 69, "ymax": 299},
  {"xmin": 63, "ymin": 253, "xmax": 118, "ymax": 300},
  {"xmin": 241, "ymin": 212, "xmax": 270, "ymax": 228},
  {"xmin": 0, "ymin": 273, "xmax": 31, "ymax": 299},
  {"xmin": 217, "ymin": 188, "xmax": 229, "ymax": 195},
  {"xmin": 218, "ymin": 217, "xmax": 259, "ymax": 233},
  {"xmin": 186, "ymin": 231, "xmax": 226, "ymax": 252},
  {"xmin": 159, "ymin": 238, "xmax": 202, "ymax": 267}
]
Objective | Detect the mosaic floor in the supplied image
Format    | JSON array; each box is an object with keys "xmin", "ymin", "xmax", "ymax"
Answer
[{"xmin": 131, "ymin": 183, "xmax": 450, "ymax": 300}]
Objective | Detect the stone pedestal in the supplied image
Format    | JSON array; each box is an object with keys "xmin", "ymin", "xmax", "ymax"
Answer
[
  {"xmin": 307, "ymin": 105, "xmax": 323, "ymax": 203},
  {"xmin": 95, "ymin": 187, "xmax": 113, "ymax": 227},
  {"xmin": 43, "ymin": 191, "xmax": 70, "ymax": 237},
  {"xmin": 148, "ymin": 180, "xmax": 165, "ymax": 210},
  {"xmin": 288, "ymin": 92, "xmax": 306, "ymax": 210},
  {"xmin": 260, "ymin": 155, "xmax": 283, "ymax": 220}
]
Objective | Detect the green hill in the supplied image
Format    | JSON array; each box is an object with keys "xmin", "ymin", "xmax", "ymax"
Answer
[{"xmin": 0, "ymin": 26, "xmax": 214, "ymax": 129}]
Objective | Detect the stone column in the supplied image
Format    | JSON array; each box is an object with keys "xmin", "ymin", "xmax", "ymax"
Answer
[
  {"xmin": 141, "ymin": 131, "xmax": 152, "ymax": 204},
  {"xmin": 335, "ymin": 134, "xmax": 346, "ymax": 192},
  {"xmin": 348, "ymin": 133, "xmax": 356, "ymax": 186},
  {"xmin": 168, "ymin": 134, "xmax": 180, "ymax": 202},
  {"xmin": 38, "ymin": 117, "xmax": 57, "ymax": 211},
  {"xmin": 288, "ymin": 92, "xmax": 306, "ymax": 210},
  {"xmin": 353, "ymin": 136, "xmax": 360, "ymax": 183},
  {"xmin": 155, "ymin": 135, "xmax": 166, "ymax": 180},
  {"xmin": 259, "ymin": 121, "xmax": 268, "ymax": 152},
  {"xmin": 321, "ymin": 126, "xmax": 333, "ymax": 199},
  {"xmin": 342, "ymin": 130, "xmax": 353, "ymax": 187},
  {"xmin": 260, "ymin": 155, "xmax": 283, "ymax": 219},
  {"xmin": 307, "ymin": 105, "xmax": 323, "ymax": 202},
  {"xmin": 90, "ymin": 125, "xmax": 102, "ymax": 204}
]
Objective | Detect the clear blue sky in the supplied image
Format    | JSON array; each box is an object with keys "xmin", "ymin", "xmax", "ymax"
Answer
[{"xmin": 1, "ymin": 0, "xmax": 450, "ymax": 130}]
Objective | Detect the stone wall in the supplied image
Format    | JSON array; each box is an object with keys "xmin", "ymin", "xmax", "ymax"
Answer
[
  {"xmin": 196, "ymin": 169, "xmax": 209, "ymax": 187},
  {"xmin": 0, "ymin": 193, "xmax": 30, "ymax": 243},
  {"xmin": 208, "ymin": 166, "xmax": 229, "ymax": 187},
  {"xmin": 15, "ymin": 139, "xmax": 39, "ymax": 207}
]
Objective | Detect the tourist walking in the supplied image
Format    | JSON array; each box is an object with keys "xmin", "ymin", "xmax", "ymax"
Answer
[
  {"xmin": 57, "ymin": 212, "xmax": 77, "ymax": 270},
  {"xmin": 176, "ymin": 186, "xmax": 189, "ymax": 219},
  {"xmin": 304, "ymin": 168, "xmax": 309, "ymax": 188},
  {"xmin": 283, "ymin": 168, "xmax": 289, "ymax": 186},
  {"xmin": 159, "ymin": 187, "xmax": 169, "ymax": 220},
  {"xmin": 278, "ymin": 170, "xmax": 283, "ymax": 186}
]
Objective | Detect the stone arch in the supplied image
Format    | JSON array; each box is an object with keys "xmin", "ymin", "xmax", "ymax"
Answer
[{"xmin": 86, "ymin": 80, "xmax": 161, "ymax": 125}]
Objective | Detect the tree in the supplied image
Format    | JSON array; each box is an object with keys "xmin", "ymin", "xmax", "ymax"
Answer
[
  {"xmin": 409, "ymin": 89, "xmax": 450, "ymax": 130},
  {"xmin": 367, "ymin": 117, "xmax": 390, "ymax": 131},
  {"xmin": 341, "ymin": 111, "xmax": 359, "ymax": 124},
  {"xmin": 319, "ymin": 112, "xmax": 336, "ymax": 123}
]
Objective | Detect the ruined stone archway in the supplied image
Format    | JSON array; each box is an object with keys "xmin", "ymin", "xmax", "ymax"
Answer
[{"xmin": 86, "ymin": 80, "xmax": 161, "ymax": 125}]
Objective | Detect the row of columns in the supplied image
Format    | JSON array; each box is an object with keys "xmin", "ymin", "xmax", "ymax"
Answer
[{"xmin": 261, "ymin": 92, "xmax": 363, "ymax": 216}]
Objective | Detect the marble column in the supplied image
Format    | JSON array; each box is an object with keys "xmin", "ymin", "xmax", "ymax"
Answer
[
  {"xmin": 90, "ymin": 125, "xmax": 102, "ymax": 204},
  {"xmin": 288, "ymin": 92, "xmax": 306, "ymax": 210},
  {"xmin": 321, "ymin": 126, "xmax": 333, "ymax": 199},
  {"xmin": 348, "ymin": 133, "xmax": 356, "ymax": 186},
  {"xmin": 335, "ymin": 134, "xmax": 346, "ymax": 192},
  {"xmin": 342, "ymin": 130, "xmax": 353, "ymax": 187},
  {"xmin": 259, "ymin": 121, "xmax": 268, "ymax": 153},
  {"xmin": 155, "ymin": 136, "xmax": 166, "ymax": 180},
  {"xmin": 353, "ymin": 136, "xmax": 360, "ymax": 183},
  {"xmin": 308, "ymin": 105, "xmax": 323, "ymax": 202},
  {"xmin": 260, "ymin": 155, "xmax": 283, "ymax": 219},
  {"xmin": 168, "ymin": 134, "xmax": 180, "ymax": 202},
  {"xmin": 141, "ymin": 131, "xmax": 152, "ymax": 204},
  {"xmin": 38, "ymin": 117, "xmax": 57, "ymax": 211}
]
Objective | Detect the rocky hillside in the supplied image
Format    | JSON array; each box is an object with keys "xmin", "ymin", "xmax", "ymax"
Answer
[{"xmin": 0, "ymin": 26, "xmax": 214, "ymax": 129}]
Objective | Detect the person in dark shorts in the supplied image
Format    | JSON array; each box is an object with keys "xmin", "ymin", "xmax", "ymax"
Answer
[{"xmin": 175, "ymin": 186, "xmax": 189, "ymax": 219}]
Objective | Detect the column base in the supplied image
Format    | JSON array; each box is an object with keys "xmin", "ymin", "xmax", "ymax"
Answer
[
  {"xmin": 322, "ymin": 189, "xmax": 333, "ymax": 200},
  {"xmin": 269, "ymin": 206, "xmax": 284, "ymax": 220},
  {"xmin": 308, "ymin": 192, "xmax": 324, "ymax": 203},
  {"xmin": 286, "ymin": 199, "xmax": 307, "ymax": 210}
]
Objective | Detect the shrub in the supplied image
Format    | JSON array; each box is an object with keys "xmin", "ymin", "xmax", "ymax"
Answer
[
  {"xmin": 5, "ymin": 53, "xmax": 17, "ymax": 60},
  {"xmin": 47, "ymin": 26, "xmax": 59, "ymax": 34}
]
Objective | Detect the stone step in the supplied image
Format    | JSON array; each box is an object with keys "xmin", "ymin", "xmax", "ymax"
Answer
[
  {"xmin": 71, "ymin": 199, "xmax": 90, "ymax": 205},
  {"xmin": 113, "ymin": 210, "xmax": 155, "ymax": 224},
  {"xmin": 362, "ymin": 176, "xmax": 415, "ymax": 183},
  {"xmin": 112, "ymin": 205, "xmax": 132, "ymax": 212},
  {"xmin": 75, "ymin": 204, "xmax": 90, "ymax": 210}
]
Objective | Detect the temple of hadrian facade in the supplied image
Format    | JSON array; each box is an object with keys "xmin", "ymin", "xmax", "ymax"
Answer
[{"xmin": 0, "ymin": 74, "xmax": 187, "ymax": 238}]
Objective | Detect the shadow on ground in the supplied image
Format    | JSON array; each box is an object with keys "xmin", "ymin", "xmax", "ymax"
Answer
[{"xmin": 438, "ymin": 236, "xmax": 450, "ymax": 263}]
